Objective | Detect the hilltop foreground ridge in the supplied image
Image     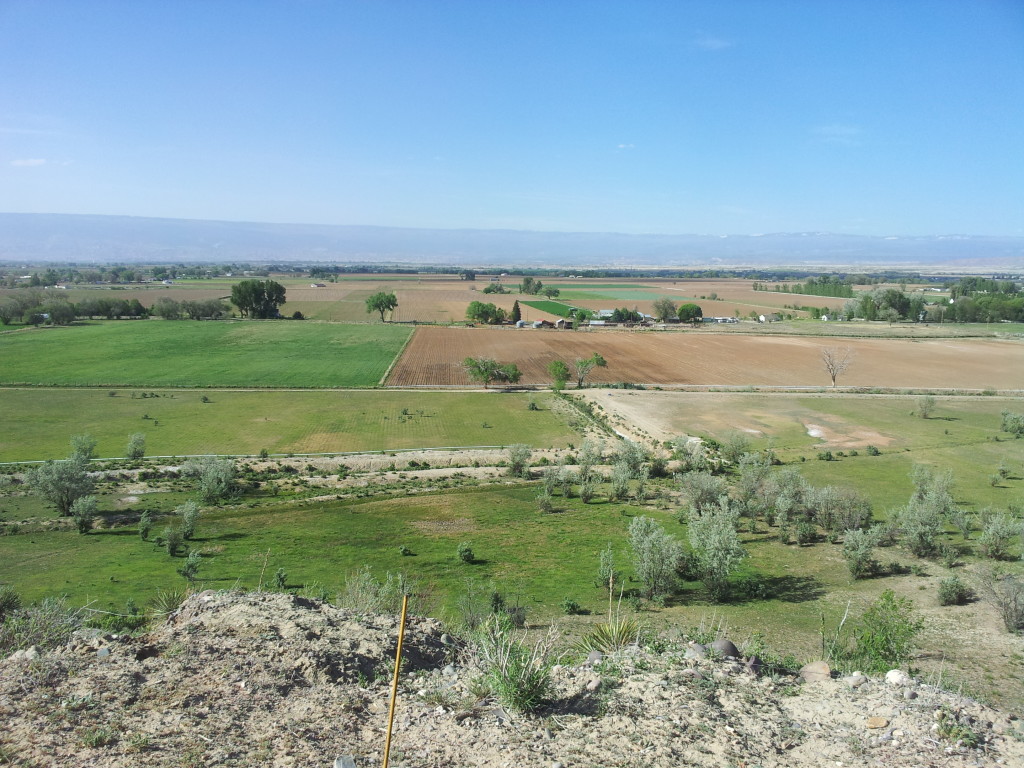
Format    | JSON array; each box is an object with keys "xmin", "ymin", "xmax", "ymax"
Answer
[{"xmin": 2, "ymin": 590, "xmax": 1022, "ymax": 767}]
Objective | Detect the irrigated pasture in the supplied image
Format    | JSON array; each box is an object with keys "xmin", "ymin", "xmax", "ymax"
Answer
[
  {"xmin": 0, "ymin": 321, "xmax": 411, "ymax": 388},
  {"xmin": 387, "ymin": 326, "xmax": 1024, "ymax": 389},
  {"xmin": 0, "ymin": 390, "xmax": 574, "ymax": 462}
]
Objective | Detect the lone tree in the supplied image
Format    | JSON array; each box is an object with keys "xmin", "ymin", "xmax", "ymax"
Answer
[
  {"xmin": 231, "ymin": 279, "xmax": 286, "ymax": 319},
  {"xmin": 463, "ymin": 357, "xmax": 522, "ymax": 389},
  {"xmin": 365, "ymin": 291, "xmax": 398, "ymax": 322},
  {"xmin": 821, "ymin": 346, "xmax": 853, "ymax": 388},
  {"xmin": 547, "ymin": 360, "xmax": 570, "ymax": 391},
  {"xmin": 574, "ymin": 352, "xmax": 607, "ymax": 388},
  {"xmin": 510, "ymin": 300, "xmax": 522, "ymax": 323},
  {"xmin": 652, "ymin": 298, "xmax": 678, "ymax": 322},
  {"xmin": 30, "ymin": 455, "xmax": 95, "ymax": 517},
  {"xmin": 677, "ymin": 303, "xmax": 703, "ymax": 325}
]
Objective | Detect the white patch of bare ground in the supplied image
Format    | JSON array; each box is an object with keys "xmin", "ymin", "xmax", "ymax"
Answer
[{"xmin": 2, "ymin": 591, "xmax": 1023, "ymax": 767}]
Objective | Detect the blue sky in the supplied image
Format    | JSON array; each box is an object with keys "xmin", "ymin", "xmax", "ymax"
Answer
[{"xmin": 2, "ymin": 0, "xmax": 1022, "ymax": 236}]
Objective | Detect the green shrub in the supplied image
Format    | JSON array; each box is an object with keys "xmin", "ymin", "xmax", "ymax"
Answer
[
  {"xmin": 475, "ymin": 616, "xmax": 554, "ymax": 714},
  {"xmin": 163, "ymin": 527, "xmax": 183, "ymax": 556},
  {"xmin": 176, "ymin": 551, "xmax": 202, "ymax": 584},
  {"xmin": 561, "ymin": 597, "xmax": 583, "ymax": 615},
  {"xmin": 273, "ymin": 567, "xmax": 287, "ymax": 590},
  {"xmin": 0, "ymin": 586, "xmax": 22, "ymax": 619},
  {"xmin": 866, "ymin": 445, "xmax": 881, "ymax": 456},
  {"xmin": 0, "ymin": 596, "xmax": 82, "ymax": 653},
  {"xmin": 842, "ymin": 527, "xmax": 882, "ymax": 579},
  {"xmin": 849, "ymin": 590, "xmax": 923, "ymax": 673},
  {"xmin": 70, "ymin": 495, "xmax": 98, "ymax": 535},
  {"xmin": 457, "ymin": 542, "xmax": 475, "ymax": 563},
  {"xmin": 938, "ymin": 576, "xmax": 971, "ymax": 606}
]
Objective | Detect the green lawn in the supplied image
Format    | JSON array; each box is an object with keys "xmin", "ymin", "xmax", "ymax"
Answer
[
  {"xmin": 0, "ymin": 390, "xmax": 575, "ymax": 462},
  {"xmin": 0, "ymin": 320, "xmax": 411, "ymax": 388}
]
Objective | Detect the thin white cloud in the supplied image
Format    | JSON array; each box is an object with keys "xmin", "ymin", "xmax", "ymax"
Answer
[
  {"xmin": 10, "ymin": 158, "xmax": 48, "ymax": 167},
  {"xmin": 693, "ymin": 36, "xmax": 733, "ymax": 51},
  {"xmin": 812, "ymin": 124, "xmax": 863, "ymax": 146},
  {"xmin": 617, "ymin": 143, "xmax": 635, "ymax": 149}
]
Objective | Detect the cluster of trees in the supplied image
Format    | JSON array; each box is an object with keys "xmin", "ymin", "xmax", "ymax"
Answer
[
  {"xmin": 151, "ymin": 297, "xmax": 230, "ymax": 320},
  {"xmin": 547, "ymin": 352, "xmax": 607, "ymax": 390},
  {"xmin": 230, "ymin": 279, "xmax": 286, "ymax": 319},
  {"xmin": 0, "ymin": 263, "xmax": 264, "ymax": 288},
  {"xmin": 462, "ymin": 357, "xmax": 522, "ymax": 388},
  {"xmin": 0, "ymin": 292, "xmax": 148, "ymax": 326},
  {"xmin": 608, "ymin": 307, "xmax": 642, "ymax": 323},
  {"xmin": 519, "ymin": 276, "xmax": 560, "ymax": 298},
  {"xmin": 466, "ymin": 301, "xmax": 508, "ymax": 324},
  {"xmin": 753, "ymin": 276, "xmax": 855, "ymax": 298},
  {"xmin": 650, "ymin": 298, "xmax": 703, "ymax": 324}
]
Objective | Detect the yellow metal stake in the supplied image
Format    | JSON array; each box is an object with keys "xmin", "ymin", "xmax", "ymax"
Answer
[{"xmin": 382, "ymin": 593, "xmax": 409, "ymax": 768}]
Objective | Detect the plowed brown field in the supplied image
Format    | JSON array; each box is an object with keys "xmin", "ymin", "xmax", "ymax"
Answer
[{"xmin": 387, "ymin": 326, "xmax": 1024, "ymax": 389}]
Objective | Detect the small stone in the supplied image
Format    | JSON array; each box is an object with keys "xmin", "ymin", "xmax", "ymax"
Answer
[
  {"xmin": 440, "ymin": 633, "xmax": 453, "ymax": 646},
  {"xmin": 903, "ymin": 689, "xmax": 917, "ymax": 700},
  {"xmin": 681, "ymin": 668, "xmax": 704, "ymax": 680},
  {"xmin": 799, "ymin": 660, "xmax": 832, "ymax": 683},
  {"xmin": 711, "ymin": 639, "xmax": 740, "ymax": 658},
  {"xmin": 866, "ymin": 717, "xmax": 890, "ymax": 729},
  {"xmin": 885, "ymin": 669, "xmax": 912, "ymax": 687},
  {"xmin": 552, "ymin": 763, "xmax": 564, "ymax": 768},
  {"xmin": 24, "ymin": 646, "xmax": 40, "ymax": 661},
  {"xmin": 586, "ymin": 650, "xmax": 603, "ymax": 666},
  {"xmin": 843, "ymin": 674, "xmax": 868, "ymax": 689},
  {"xmin": 684, "ymin": 643, "xmax": 707, "ymax": 660},
  {"xmin": 442, "ymin": 664, "xmax": 456, "ymax": 677},
  {"xmin": 96, "ymin": 647, "xmax": 110, "ymax": 659},
  {"xmin": 586, "ymin": 678, "xmax": 600, "ymax": 692},
  {"xmin": 334, "ymin": 757, "xmax": 357, "ymax": 768}
]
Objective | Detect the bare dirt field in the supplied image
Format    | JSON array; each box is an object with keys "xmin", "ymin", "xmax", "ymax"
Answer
[{"xmin": 386, "ymin": 326, "xmax": 1024, "ymax": 389}]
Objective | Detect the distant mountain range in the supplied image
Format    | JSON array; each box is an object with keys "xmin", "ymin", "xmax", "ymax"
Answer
[{"xmin": 0, "ymin": 213, "xmax": 1021, "ymax": 270}]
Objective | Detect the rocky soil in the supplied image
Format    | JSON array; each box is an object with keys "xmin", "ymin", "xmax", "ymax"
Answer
[{"xmin": 2, "ymin": 591, "xmax": 1023, "ymax": 767}]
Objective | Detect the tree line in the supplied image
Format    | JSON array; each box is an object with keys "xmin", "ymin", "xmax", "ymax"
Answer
[{"xmin": 0, "ymin": 279, "xmax": 288, "ymax": 326}]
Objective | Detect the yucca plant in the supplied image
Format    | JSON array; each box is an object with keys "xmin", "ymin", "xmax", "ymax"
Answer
[
  {"xmin": 149, "ymin": 588, "xmax": 187, "ymax": 620},
  {"xmin": 574, "ymin": 575, "xmax": 642, "ymax": 654}
]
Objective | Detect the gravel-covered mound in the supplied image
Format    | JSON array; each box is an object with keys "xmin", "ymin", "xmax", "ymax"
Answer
[{"xmin": 2, "ymin": 590, "xmax": 1022, "ymax": 767}]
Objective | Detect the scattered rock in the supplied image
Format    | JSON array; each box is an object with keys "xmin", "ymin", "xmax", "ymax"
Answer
[
  {"xmin": 799, "ymin": 660, "xmax": 832, "ymax": 683},
  {"xmin": 684, "ymin": 642, "xmax": 706, "ymax": 660},
  {"xmin": 586, "ymin": 651, "xmax": 603, "ymax": 666},
  {"xmin": 885, "ymin": 670, "xmax": 913, "ymax": 687},
  {"xmin": 866, "ymin": 717, "xmax": 890, "ymax": 729},
  {"xmin": 711, "ymin": 639, "xmax": 740, "ymax": 658}
]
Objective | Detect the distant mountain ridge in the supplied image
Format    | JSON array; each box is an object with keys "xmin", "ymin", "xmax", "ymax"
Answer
[{"xmin": 0, "ymin": 213, "xmax": 1021, "ymax": 269}]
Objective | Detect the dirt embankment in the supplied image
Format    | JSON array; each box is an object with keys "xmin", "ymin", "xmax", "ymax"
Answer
[{"xmin": 3, "ymin": 591, "xmax": 1023, "ymax": 767}]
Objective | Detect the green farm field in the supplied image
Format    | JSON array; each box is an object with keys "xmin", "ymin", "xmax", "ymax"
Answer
[
  {"xmin": 0, "ymin": 390, "xmax": 575, "ymax": 462},
  {"xmin": 0, "ymin": 320, "xmax": 411, "ymax": 388}
]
